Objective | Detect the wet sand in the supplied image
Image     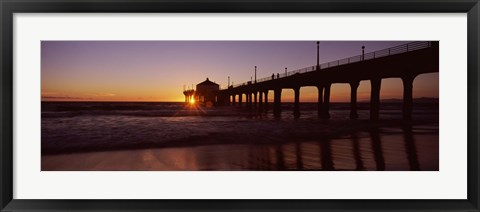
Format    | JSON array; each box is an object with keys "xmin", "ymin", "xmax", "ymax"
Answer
[{"xmin": 42, "ymin": 124, "xmax": 439, "ymax": 171}]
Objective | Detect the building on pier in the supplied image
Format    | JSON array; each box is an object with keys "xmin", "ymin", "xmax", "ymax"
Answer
[
  {"xmin": 196, "ymin": 78, "xmax": 220, "ymax": 106},
  {"xmin": 183, "ymin": 78, "xmax": 220, "ymax": 106}
]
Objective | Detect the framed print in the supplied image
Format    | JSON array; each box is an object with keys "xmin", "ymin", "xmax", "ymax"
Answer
[{"xmin": 1, "ymin": 0, "xmax": 479, "ymax": 211}]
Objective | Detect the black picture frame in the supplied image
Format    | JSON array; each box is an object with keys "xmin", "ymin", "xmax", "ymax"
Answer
[{"xmin": 1, "ymin": 0, "xmax": 479, "ymax": 211}]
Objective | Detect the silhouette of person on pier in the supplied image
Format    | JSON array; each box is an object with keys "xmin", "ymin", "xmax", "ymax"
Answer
[
  {"xmin": 277, "ymin": 73, "xmax": 280, "ymax": 79},
  {"xmin": 272, "ymin": 73, "xmax": 274, "ymax": 80}
]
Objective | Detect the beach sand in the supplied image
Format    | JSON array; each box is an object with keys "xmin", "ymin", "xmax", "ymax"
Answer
[{"xmin": 42, "ymin": 124, "xmax": 439, "ymax": 171}]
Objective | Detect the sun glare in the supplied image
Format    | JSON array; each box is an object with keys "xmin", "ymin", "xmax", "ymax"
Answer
[{"xmin": 190, "ymin": 99, "xmax": 195, "ymax": 104}]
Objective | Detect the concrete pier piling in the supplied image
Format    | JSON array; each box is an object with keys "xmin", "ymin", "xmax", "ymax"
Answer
[
  {"xmin": 370, "ymin": 78, "xmax": 381, "ymax": 121},
  {"xmin": 293, "ymin": 87, "xmax": 300, "ymax": 118},
  {"xmin": 274, "ymin": 88, "xmax": 282, "ymax": 117},
  {"xmin": 350, "ymin": 81, "xmax": 360, "ymax": 119}
]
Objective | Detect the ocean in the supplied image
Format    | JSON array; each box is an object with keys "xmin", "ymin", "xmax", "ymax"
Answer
[{"xmin": 41, "ymin": 101, "xmax": 439, "ymax": 171}]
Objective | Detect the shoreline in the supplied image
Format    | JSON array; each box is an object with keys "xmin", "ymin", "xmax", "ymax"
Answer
[{"xmin": 42, "ymin": 118, "xmax": 437, "ymax": 156}]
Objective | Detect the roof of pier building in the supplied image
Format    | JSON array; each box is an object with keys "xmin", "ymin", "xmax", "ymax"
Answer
[{"xmin": 197, "ymin": 78, "xmax": 219, "ymax": 87}]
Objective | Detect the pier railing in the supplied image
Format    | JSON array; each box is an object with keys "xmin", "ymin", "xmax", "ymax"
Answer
[{"xmin": 231, "ymin": 41, "xmax": 433, "ymax": 88}]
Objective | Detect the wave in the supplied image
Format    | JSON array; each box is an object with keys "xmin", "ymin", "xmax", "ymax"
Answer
[{"xmin": 42, "ymin": 102, "xmax": 438, "ymax": 118}]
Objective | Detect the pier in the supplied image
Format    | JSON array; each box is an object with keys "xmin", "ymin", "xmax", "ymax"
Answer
[{"xmin": 216, "ymin": 41, "xmax": 439, "ymax": 120}]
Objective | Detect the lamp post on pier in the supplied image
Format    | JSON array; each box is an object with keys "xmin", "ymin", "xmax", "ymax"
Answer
[
  {"xmin": 316, "ymin": 41, "xmax": 320, "ymax": 70},
  {"xmin": 362, "ymin": 46, "xmax": 365, "ymax": 61},
  {"xmin": 254, "ymin": 66, "xmax": 257, "ymax": 83}
]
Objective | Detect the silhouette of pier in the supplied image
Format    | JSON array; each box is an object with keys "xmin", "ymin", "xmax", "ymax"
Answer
[
  {"xmin": 183, "ymin": 89, "xmax": 195, "ymax": 103},
  {"xmin": 217, "ymin": 41, "xmax": 439, "ymax": 120}
]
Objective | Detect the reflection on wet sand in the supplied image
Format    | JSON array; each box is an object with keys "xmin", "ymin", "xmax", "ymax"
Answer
[
  {"xmin": 404, "ymin": 125, "xmax": 420, "ymax": 171},
  {"xmin": 370, "ymin": 128, "xmax": 385, "ymax": 171},
  {"xmin": 42, "ymin": 125, "xmax": 439, "ymax": 171},
  {"xmin": 352, "ymin": 133, "xmax": 364, "ymax": 171}
]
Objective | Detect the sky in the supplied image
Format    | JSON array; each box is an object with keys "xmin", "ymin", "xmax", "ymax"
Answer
[{"xmin": 41, "ymin": 41, "xmax": 438, "ymax": 102}]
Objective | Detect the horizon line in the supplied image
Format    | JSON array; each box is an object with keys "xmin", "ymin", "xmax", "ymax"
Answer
[{"xmin": 41, "ymin": 97, "xmax": 439, "ymax": 103}]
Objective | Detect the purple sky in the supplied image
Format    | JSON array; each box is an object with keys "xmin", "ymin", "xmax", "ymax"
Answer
[{"xmin": 41, "ymin": 41, "xmax": 438, "ymax": 102}]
